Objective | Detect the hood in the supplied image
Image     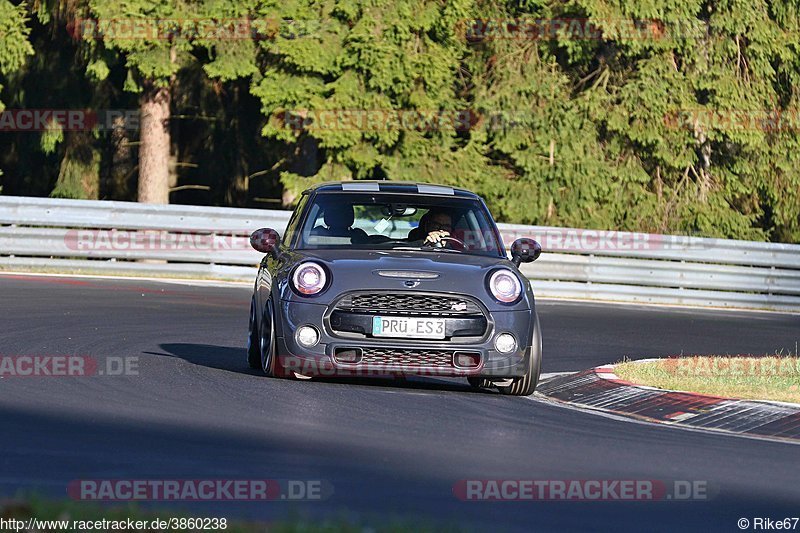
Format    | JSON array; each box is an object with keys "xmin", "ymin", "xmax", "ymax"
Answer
[{"xmin": 278, "ymin": 248, "xmax": 532, "ymax": 310}]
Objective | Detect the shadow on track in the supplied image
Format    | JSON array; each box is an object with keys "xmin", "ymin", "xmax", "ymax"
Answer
[
  {"xmin": 153, "ymin": 343, "xmax": 495, "ymax": 395},
  {"xmin": 144, "ymin": 343, "xmax": 262, "ymax": 375}
]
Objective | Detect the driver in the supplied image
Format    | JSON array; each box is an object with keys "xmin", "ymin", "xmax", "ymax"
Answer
[{"xmin": 408, "ymin": 208, "xmax": 453, "ymax": 246}]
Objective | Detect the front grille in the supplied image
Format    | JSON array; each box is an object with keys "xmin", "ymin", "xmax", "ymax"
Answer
[
  {"xmin": 336, "ymin": 292, "xmax": 482, "ymax": 316},
  {"xmin": 360, "ymin": 347, "xmax": 456, "ymax": 368}
]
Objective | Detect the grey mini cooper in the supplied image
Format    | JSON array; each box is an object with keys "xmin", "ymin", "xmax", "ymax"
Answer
[{"xmin": 247, "ymin": 181, "xmax": 542, "ymax": 395}]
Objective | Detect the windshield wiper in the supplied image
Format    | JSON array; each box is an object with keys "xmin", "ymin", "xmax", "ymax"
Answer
[
  {"xmin": 427, "ymin": 247, "xmax": 464, "ymax": 253},
  {"xmin": 389, "ymin": 245, "xmax": 464, "ymax": 253}
]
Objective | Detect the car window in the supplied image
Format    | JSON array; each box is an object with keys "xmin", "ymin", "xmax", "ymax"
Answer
[
  {"xmin": 296, "ymin": 192, "xmax": 504, "ymax": 257},
  {"xmin": 282, "ymin": 193, "xmax": 309, "ymax": 247}
]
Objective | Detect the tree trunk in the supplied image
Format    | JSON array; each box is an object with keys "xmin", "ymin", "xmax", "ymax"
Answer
[
  {"xmin": 227, "ymin": 85, "xmax": 249, "ymax": 207},
  {"xmin": 138, "ymin": 83, "xmax": 171, "ymax": 204}
]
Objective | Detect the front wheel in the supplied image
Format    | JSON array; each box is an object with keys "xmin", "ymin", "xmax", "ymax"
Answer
[
  {"xmin": 246, "ymin": 297, "xmax": 261, "ymax": 369},
  {"xmin": 260, "ymin": 300, "xmax": 277, "ymax": 377},
  {"xmin": 497, "ymin": 313, "xmax": 542, "ymax": 396}
]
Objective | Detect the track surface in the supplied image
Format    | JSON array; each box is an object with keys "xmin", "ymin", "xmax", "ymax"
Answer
[{"xmin": 1, "ymin": 274, "xmax": 799, "ymax": 531}]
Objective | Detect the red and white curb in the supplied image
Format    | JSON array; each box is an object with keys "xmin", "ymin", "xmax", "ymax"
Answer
[{"xmin": 536, "ymin": 363, "xmax": 800, "ymax": 444}]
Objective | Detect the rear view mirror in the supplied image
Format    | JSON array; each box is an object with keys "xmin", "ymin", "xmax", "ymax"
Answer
[
  {"xmin": 510, "ymin": 238, "xmax": 541, "ymax": 267},
  {"xmin": 381, "ymin": 204, "xmax": 417, "ymax": 217},
  {"xmin": 250, "ymin": 228, "xmax": 281, "ymax": 255}
]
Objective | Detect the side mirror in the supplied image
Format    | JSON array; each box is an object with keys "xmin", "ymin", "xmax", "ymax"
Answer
[
  {"xmin": 510, "ymin": 238, "xmax": 541, "ymax": 267},
  {"xmin": 250, "ymin": 228, "xmax": 281, "ymax": 255}
]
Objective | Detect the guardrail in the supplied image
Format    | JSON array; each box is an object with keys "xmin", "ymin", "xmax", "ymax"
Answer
[{"xmin": 1, "ymin": 195, "xmax": 799, "ymax": 312}]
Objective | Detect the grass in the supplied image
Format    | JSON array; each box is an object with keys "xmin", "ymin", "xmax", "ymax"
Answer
[
  {"xmin": 613, "ymin": 356, "xmax": 800, "ymax": 404},
  {"xmin": 1, "ymin": 497, "xmax": 460, "ymax": 533}
]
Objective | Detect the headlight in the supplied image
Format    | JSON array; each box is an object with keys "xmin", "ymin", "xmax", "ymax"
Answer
[
  {"xmin": 292, "ymin": 262, "xmax": 327, "ymax": 295},
  {"xmin": 488, "ymin": 269, "xmax": 522, "ymax": 303}
]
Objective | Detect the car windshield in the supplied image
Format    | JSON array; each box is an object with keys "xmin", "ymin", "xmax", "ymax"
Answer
[{"xmin": 295, "ymin": 192, "xmax": 505, "ymax": 257}]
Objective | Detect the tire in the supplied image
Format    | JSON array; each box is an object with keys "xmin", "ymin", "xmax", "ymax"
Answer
[
  {"xmin": 498, "ymin": 312, "xmax": 542, "ymax": 396},
  {"xmin": 246, "ymin": 297, "xmax": 261, "ymax": 369},
  {"xmin": 260, "ymin": 299, "xmax": 277, "ymax": 377}
]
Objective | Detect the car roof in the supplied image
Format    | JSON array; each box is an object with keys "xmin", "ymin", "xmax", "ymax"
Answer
[{"xmin": 303, "ymin": 181, "xmax": 480, "ymax": 199}]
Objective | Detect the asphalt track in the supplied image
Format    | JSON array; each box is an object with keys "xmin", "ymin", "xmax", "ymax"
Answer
[{"xmin": 1, "ymin": 273, "xmax": 799, "ymax": 532}]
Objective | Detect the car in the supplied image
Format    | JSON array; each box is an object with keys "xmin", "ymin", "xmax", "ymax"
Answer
[{"xmin": 246, "ymin": 181, "xmax": 543, "ymax": 395}]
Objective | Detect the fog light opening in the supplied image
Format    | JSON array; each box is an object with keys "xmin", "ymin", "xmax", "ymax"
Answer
[
  {"xmin": 494, "ymin": 333, "xmax": 517, "ymax": 354},
  {"xmin": 296, "ymin": 325, "xmax": 320, "ymax": 348},
  {"xmin": 334, "ymin": 347, "xmax": 362, "ymax": 364},
  {"xmin": 454, "ymin": 351, "xmax": 481, "ymax": 369}
]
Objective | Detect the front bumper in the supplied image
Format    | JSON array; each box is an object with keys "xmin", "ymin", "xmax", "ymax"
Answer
[{"xmin": 274, "ymin": 299, "xmax": 534, "ymax": 378}]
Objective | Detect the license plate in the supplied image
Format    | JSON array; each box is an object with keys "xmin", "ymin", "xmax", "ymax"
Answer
[{"xmin": 372, "ymin": 316, "xmax": 446, "ymax": 339}]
